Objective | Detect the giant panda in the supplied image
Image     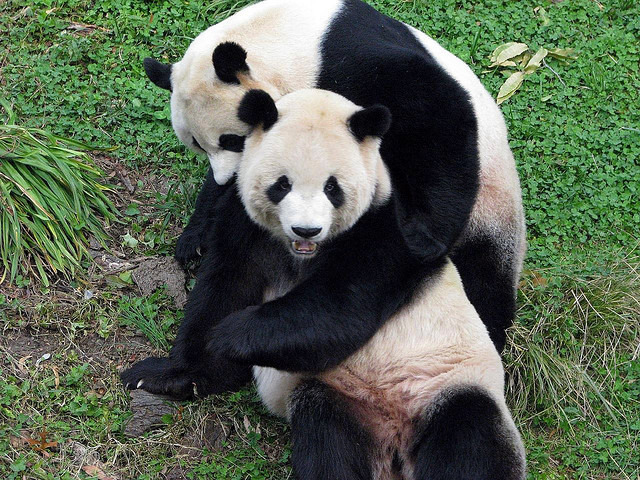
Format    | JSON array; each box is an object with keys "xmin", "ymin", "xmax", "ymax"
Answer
[
  {"xmin": 207, "ymin": 88, "xmax": 526, "ymax": 479},
  {"xmin": 122, "ymin": 0, "xmax": 525, "ymax": 399}
]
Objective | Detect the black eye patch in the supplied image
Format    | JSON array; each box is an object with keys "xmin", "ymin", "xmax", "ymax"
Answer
[
  {"xmin": 324, "ymin": 176, "xmax": 344, "ymax": 208},
  {"xmin": 192, "ymin": 136, "xmax": 204, "ymax": 152},
  {"xmin": 219, "ymin": 134, "xmax": 246, "ymax": 152},
  {"xmin": 266, "ymin": 175, "xmax": 291, "ymax": 204}
]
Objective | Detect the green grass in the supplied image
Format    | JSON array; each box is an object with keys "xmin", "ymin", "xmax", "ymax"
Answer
[
  {"xmin": 0, "ymin": 102, "xmax": 117, "ymax": 287},
  {"xmin": 0, "ymin": 0, "xmax": 638, "ymax": 478}
]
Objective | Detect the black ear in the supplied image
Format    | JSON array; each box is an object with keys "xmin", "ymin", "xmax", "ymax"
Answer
[
  {"xmin": 348, "ymin": 105, "xmax": 392, "ymax": 142},
  {"xmin": 238, "ymin": 90, "xmax": 278, "ymax": 131},
  {"xmin": 212, "ymin": 42, "xmax": 249, "ymax": 84},
  {"xmin": 143, "ymin": 58, "xmax": 172, "ymax": 91}
]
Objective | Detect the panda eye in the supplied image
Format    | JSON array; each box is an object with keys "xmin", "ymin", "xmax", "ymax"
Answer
[
  {"xmin": 266, "ymin": 175, "xmax": 291, "ymax": 204},
  {"xmin": 278, "ymin": 176, "xmax": 291, "ymax": 191},
  {"xmin": 219, "ymin": 134, "xmax": 246, "ymax": 153},
  {"xmin": 192, "ymin": 136, "xmax": 204, "ymax": 152},
  {"xmin": 324, "ymin": 176, "xmax": 344, "ymax": 208}
]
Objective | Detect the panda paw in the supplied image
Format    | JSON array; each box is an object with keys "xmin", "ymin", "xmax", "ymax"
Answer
[
  {"xmin": 400, "ymin": 215, "xmax": 447, "ymax": 262},
  {"xmin": 175, "ymin": 228, "xmax": 206, "ymax": 268},
  {"xmin": 120, "ymin": 357, "xmax": 210, "ymax": 400}
]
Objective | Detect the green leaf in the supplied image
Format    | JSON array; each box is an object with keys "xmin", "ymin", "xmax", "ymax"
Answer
[{"xmin": 122, "ymin": 233, "xmax": 139, "ymax": 248}]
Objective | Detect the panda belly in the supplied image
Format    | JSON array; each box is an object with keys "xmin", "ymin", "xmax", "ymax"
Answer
[{"xmin": 316, "ymin": 260, "xmax": 505, "ymax": 476}]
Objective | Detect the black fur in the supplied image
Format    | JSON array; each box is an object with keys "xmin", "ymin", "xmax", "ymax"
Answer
[
  {"xmin": 411, "ymin": 386, "xmax": 525, "ymax": 480},
  {"xmin": 237, "ymin": 89, "xmax": 278, "ymax": 130},
  {"xmin": 218, "ymin": 134, "xmax": 245, "ymax": 152},
  {"xmin": 205, "ymin": 199, "xmax": 442, "ymax": 373},
  {"xmin": 123, "ymin": 182, "xmax": 293, "ymax": 399},
  {"xmin": 348, "ymin": 104, "xmax": 392, "ymax": 141},
  {"xmin": 324, "ymin": 176, "xmax": 344, "ymax": 208},
  {"xmin": 212, "ymin": 42, "xmax": 249, "ymax": 84},
  {"xmin": 318, "ymin": 0, "xmax": 479, "ymax": 263},
  {"xmin": 450, "ymin": 236, "xmax": 517, "ymax": 352},
  {"xmin": 266, "ymin": 175, "xmax": 291, "ymax": 204},
  {"xmin": 290, "ymin": 379, "xmax": 374, "ymax": 480},
  {"xmin": 143, "ymin": 57, "xmax": 172, "ymax": 91},
  {"xmin": 174, "ymin": 169, "xmax": 228, "ymax": 267}
]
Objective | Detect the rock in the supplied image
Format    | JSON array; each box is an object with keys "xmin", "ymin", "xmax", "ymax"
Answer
[
  {"xmin": 132, "ymin": 257, "xmax": 187, "ymax": 308},
  {"xmin": 124, "ymin": 390, "xmax": 178, "ymax": 437}
]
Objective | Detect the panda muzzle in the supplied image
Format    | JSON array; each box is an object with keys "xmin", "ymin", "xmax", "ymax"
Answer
[{"xmin": 291, "ymin": 240, "xmax": 317, "ymax": 255}]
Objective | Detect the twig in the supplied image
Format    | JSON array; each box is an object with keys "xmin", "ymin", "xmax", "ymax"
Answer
[{"xmin": 543, "ymin": 58, "xmax": 566, "ymax": 87}]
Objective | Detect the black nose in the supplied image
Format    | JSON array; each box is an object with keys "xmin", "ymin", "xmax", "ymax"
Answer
[{"xmin": 292, "ymin": 226, "xmax": 322, "ymax": 238}]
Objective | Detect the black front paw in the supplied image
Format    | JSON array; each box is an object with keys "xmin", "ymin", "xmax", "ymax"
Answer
[
  {"xmin": 121, "ymin": 357, "xmax": 213, "ymax": 400},
  {"xmin": 400, "ymin": 215, "xmax": 447, "ymax": 262},
  {"xmin": 175, "ymin": 227, "xmax": 206, "ymax": 267}
]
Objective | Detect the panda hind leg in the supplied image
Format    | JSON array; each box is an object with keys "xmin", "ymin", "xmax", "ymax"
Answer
[
  {"xmin": 409, "ymin": 386, "xmax": 525, "ymax": 480},
  {"xmin": 450, "ymin": 235, "xmax": 519, "ymax": 352},
  {"xmin": 290, "ymin": 379, "xmax": 374, "ymax": 480}
]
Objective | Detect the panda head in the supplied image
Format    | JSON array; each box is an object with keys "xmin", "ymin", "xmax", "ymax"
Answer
[
  {"xmin": 236, "ymin": 89, "xmax": 392, "ymax": 258},
  {"xmin": 144, "ymin": 42, "xmax": 279, "ymax": 185}
]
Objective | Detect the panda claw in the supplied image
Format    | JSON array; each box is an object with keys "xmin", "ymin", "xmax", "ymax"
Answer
[
  {"xmin": 125, "ymin": 382, "xmax": 131, "ymax": 390},
  {"xmin": 196, "ymin": 247, "xmax": 202, "ymax": 256},
  {"xmin": 137, "ymin": 380, "xmax": 144, "ymax": 388}
]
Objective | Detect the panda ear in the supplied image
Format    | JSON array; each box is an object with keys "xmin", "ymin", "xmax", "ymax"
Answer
[
  {"xmin": 212, "ymin": 42, "xmax": 249, "ymax": 84},
  {"xmin": 238, "ymin": 90, "xmax": 279, "ymax": 131},
  {"xmin": 348, "ymin": 105, "xmax": 392, "ymax": 142},
  {"xmin": 143, "ymin": 58, "xmax": 172, "ymax": 91}
]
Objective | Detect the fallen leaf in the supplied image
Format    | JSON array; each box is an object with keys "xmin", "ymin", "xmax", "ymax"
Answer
[
  {"xmin": 525, "ymin": 47, "xmax": 549, "ymax": 74},
  {"xmin": 17, "ymin": 355, "xmax": 31, "ymax": 374},
  {"xmin": 547, "ymin": 47, "xmax": 578, "ymax": 62},
  {"xmin": 23, "ymin": 430, "xmax": 58, "ymax": 455},
  {"xmin": 490, "ymin": 42, "xmax": 529, "ymax": 67},
  {"xmin": 51, "ymin": 365, "xmax": 60, "ymax": 388},
  {"xmin": 497, "ymin": 71, "xmax": 526, "ymax": 105},
  {"xmin": 82, "ymin": 465, "xmax": 117, "ymax": 480},
  {"xmin": 530, "ymin": 271, "xmax": 549, "ymax": 287}
]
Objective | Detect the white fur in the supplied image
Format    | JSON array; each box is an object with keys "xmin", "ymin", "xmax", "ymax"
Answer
[
  {"xmin": 170, "ymin": 0, "xmax": 343, "ymax": 183},
  {"xmin": 238, "ymin": 89, "xmax": 390, "ymax": 248}
]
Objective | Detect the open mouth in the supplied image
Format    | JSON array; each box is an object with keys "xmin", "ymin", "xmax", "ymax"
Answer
[{"xmin": 290, "ymin": 240, "xmax": 318, "ymax": 256}]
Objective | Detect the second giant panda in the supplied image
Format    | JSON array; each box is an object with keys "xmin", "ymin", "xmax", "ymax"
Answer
[
  {"xmin": 212, "ymin": 88, "xmax": 526, "ymax": 480},
  {"xmin": 123, "ymin": 0, "xmax": 525, "ymax": 399}
]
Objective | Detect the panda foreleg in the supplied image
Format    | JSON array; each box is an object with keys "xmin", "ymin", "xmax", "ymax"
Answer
[
  {"xmin": 122, "ymin": 194, "xmax": 269, "ymax": 399},
  {"xmin": 290, "ymin": 379, "xmax": 374, "ymax": 480},
  {"xmin": 206, "ymin": 202, "xmax": 434, "ymax": 372},
  {"xmin": 121, "ymin": 247, "xmax": 261, "ymax": 398},
  {"xmin": 408, "ymin": 386, "xmax": 525, "ymax": 480},
  {"xmin": 175, "ymin": 168, "xmax": 231, "ymax": 267}
]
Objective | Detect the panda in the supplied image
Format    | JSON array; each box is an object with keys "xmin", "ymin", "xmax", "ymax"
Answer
[
  {"xmin": 122, "ymin": 0, "xmax": 525, "ymax": 399},
  {"xmin": 208, "ymin": 88, "xmax": 526, "ymax": 480}
]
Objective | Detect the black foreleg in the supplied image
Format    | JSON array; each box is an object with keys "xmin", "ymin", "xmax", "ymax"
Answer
[
  {"xmin": 122, "ymin": 191, "xmax": 272, "ymax": 399},
  {"xmin": 175, "ymin": 168, "xmax": 229, "ymax": 267},
  {"xmin": 206, "ymin": 202, "xmax": 439, "ymax": 373}
]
